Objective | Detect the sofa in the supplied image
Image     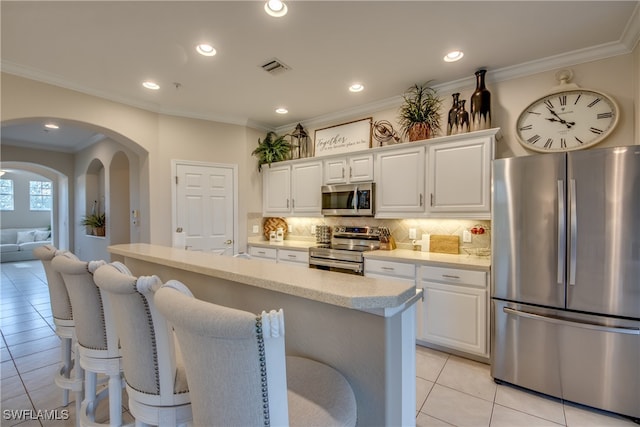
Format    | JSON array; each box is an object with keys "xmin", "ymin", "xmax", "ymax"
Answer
[{"xmin": 1, "ymin": 227, "xmax": 52, "ymax": 262}]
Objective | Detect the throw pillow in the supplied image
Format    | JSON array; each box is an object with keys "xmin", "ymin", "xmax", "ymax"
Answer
[
  {"xmin": 16, "ymin": 230, "xmax": 36, "ymax": 244},
  {"xmin": 34, "ymin": 230, "xmax": 51, "ymax": 241}
]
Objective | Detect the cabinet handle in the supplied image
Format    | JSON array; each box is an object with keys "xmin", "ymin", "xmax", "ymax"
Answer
[
  {"xmin": 258, "ymin": 251, "xmax": 266, "ymax": 255},
  {"xmin": 342, "ymin": 167, "xmax": 345, "ymax": 178},
  {"xmin": 349, "ymin": 166, "xmax": 353, "ymax": 178},
  {"xmin": 292, "ymin": 199, "xmax": 295, "ymax": 208},
  {"xmin": 430, "ymin": 193, "xmax": 434, "ymax": 206},
  {"xmin": 287, "ymin": 254, "xmax": 297, "ymax": 258},
  {"xmin": 287, "ymin": 199, "xmax": 289, "ymax": 208},
  {"xmin": 381, "ymin": 266, "xmax": 395, "ymax": 271},
  {"xmin": 420, "ymin": 194, "xmax": 423, "ymax": 207},
  {"xmin": 442, "ymin": 274, "xmax": 460, "ymax": 279}
]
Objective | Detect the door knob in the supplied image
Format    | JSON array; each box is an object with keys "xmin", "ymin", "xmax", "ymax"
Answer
[{"xmin": 224, "ymin": 240, "xmax": 232, "ymax": 245}]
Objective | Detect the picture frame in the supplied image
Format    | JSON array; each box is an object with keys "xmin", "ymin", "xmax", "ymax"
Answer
[{"xmin": 313, "ymin": 117, "xmax": 372, "ymax": 157}]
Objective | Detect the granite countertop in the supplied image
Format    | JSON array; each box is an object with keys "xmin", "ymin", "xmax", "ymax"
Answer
[
  {"xmin": 365, "ymin": 249, "xmax": 491, "ymax": 271},
  {"xmin": 247, "ymin": 237, "xmax": 491, "ymax": 270},
  {"xmin": 108, "ymin": 243, "xmax": 416, "ymax": 311}
]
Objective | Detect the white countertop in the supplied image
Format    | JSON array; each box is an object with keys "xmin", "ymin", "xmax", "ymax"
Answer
[
  {"xmin": 109, "ymin": 243, "xmax": 416, "ymax": 311},
  {"xmin": 247, "ymin": 236, "xmax": 316, "ymax": 250}
]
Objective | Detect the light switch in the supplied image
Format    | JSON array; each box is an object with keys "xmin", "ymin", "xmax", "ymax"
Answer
[
  {"xmin": 463, "ymin": 230, "xmax": 472, "ymax": 243},
  {"xmin": 252, "ymin": 225, "xmax": 259, "ymax": 233},
  {"xmin": 409, "ymin": 228, "xmax": 417, "ymax": 239}
]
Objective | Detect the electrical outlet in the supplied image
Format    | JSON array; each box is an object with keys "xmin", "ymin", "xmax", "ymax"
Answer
[
  {"xmin": 252, "ymin": 225, "xmax": 259, "ymax": 233},
  {"xmin": 288, "ymin": 224, "xmax": 293, "ymax": 233},
  {"xmin": 409, "ymin": 228, "xmax": 417, "ymax": 239},
  {"xmin": 311, "ymin": 225, "xmax": 317, "ymax": 235},
  {"xmin": 463, "ymin": 230, "xmax": 472, "ymax": 243}
]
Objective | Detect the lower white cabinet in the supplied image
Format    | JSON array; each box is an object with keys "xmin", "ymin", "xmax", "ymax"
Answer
[
  {"xmin": 248, "ymin": 245, "xmax": 308, "ymax": 267},
  {"xmin": 418, "ymin": 265, "xmax": 488, "ymax": 357}
]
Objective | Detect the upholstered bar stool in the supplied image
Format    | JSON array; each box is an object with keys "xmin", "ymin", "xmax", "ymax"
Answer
[
  {"xmin": 155, "ymin": 282, "xmax": 358, "ymax": 427},
  {"xmin": 33, "ymin": 245, "xmax": 84, "ymax": 426},
  {"xmin": 93, "ymin": 263, "xmax": 191, "ymax": 427},
  {"xmin": 51, "ymin": 253, "xmax": 125, "ymax": 427}
]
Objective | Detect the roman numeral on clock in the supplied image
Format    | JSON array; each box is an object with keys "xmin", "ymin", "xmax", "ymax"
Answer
[
  {"xmin": 590, "ymin": 127, "xmax": 604, "ymax": 134},
  {"xmin": 575, "ymin": 136, "xmax": 584, "ymax": 144},
  {"xmin": 544, "ymin": 100, "xmax": 554, "ymax": 109},
  {"xmin": 528, "ymin": 134, "xmax": 541, "ymax": 144},
  {"xmin": 559, "ymin": 95, "xmax": 567, "ymax": 106},
  {"xmin": 519, "ymin": 125, "xmax": 533, "ymax": 131},
  {"xmin": 587, "ymin": 98, "xmax": 601, "ymax": 108},
  {"xmin": 544, "ymin": 138, "xmax": 553, "ymax": 149},
  {"xmin": 574, "ymin": 94, "xmax": 581, "ymax": 105},
  {"xmin": 597, "ymin": 112, "xmax": 613, "ymax": 119},
  {"xmin": 560, "ymin": 138, "xmax": 567, "ymax": 148}
]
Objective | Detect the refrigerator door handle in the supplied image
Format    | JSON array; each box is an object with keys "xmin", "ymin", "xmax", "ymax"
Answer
[
  {"xmin": 503, "ymin": 307, "xmax": 640, "ymax": 335},
  {"xmin": 557, "ymin": 180, "xmax": 566, "ymax": 285},
  {"xmin": 569, "ymin": 179, "xmax": 577, "ymax": 285}
]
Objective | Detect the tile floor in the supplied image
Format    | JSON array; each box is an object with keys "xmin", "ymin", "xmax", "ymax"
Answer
[{"xmin": 1, "ymin": 260, "xmax": 637, "ymax": 427}]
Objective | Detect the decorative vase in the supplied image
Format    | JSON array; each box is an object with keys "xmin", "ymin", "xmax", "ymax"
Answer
[
  {"xmin": 447, "ymin": 93, "xmax": 460, "ymax": 136},
  {"xmin": 408, "ymin": 123, "xmax": 429, "ymax": 142},
  {"xmin": 470, "ymin": 69, "xmax": 491, "ymax": 131},
  {"xmin": 456, "ymin": 100, "xmax": 470, "ymax": 134}
]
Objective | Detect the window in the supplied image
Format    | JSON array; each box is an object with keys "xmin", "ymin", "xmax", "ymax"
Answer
[
  {"xmin": 30, "ymin": 180, "xmax": 52, "ymax": 211},
  {"xmin": 0, "ymin": 179, "xmax": 14, "ymax": 210}
]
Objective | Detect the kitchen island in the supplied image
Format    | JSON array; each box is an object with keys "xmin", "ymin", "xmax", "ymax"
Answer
[{"xmin": 108, "ymin": 243, "xmax": 421, "ymax": 426}]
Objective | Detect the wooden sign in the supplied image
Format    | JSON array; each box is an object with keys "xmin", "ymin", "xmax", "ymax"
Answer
[{"xmin": 314, "ymin": 118, "xmax": 372, "ymax": 157}]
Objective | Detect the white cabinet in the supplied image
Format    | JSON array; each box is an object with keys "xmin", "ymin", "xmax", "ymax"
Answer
[
  {"xmin": 277, "ymin": 248, "xmax": 309, "ymax": 266},
  {"xmin": 248, "ymin": 245, "xmax": 309, "ymax": 267},
  {"xmin": 262, "ymin": 160, "xmax": 323, "ymax": 216},
  {"xmin": 417, "ymin": 265, "xmax": 488, "ymax": 357},
  {"xmin": 365, "ymin": 259, "xmax": 422, "ymax": 339},
  {"xmin": 324, "ymin": 154, "xmax": 374, "ymax": 184},
  {"xmin": 375, "ymin": 146, "xmax": 426, "ymax": 217},
  {"xmin": 427, "ymin": 134, "xmax": 494, "ymax": 217},
  {"xmin": 248, "ymin": 246, "xmax": 277, "ymax": 262}
]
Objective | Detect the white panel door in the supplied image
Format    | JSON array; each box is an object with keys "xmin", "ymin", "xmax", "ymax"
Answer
[{"xmin": 176, "ymin": 163, "xmax": 235, "ymax": 255}]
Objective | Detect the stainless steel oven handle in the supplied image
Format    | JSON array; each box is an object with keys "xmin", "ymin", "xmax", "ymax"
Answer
[
  {"xmin": 503, "ymin": 307, "xmax": 640, "ymax": 335},
  {"xmin": 309, "ymin": 258, "xmax": 362, "ymax": 273},
  {"xmin": 353, "ymin": 186, "xmax": 358, "ymax": 211}
]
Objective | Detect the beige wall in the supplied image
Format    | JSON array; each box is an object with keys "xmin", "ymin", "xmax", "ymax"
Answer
[{"xmin": 1, "ymin": 44, "xmax": 638, "ymax": 249}]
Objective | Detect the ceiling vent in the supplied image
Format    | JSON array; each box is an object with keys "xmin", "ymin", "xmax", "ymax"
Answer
[{"xmin": 261, "ymin": 58, "xmax": 290, "ymax": 75}]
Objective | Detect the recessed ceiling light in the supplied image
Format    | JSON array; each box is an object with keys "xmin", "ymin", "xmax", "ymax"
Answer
[
  {"xmin": 444, "ymin": 51, "xmax": 464, "ymax": 62},
  {"xmin": 44, "ymin": 123, "xmax": 59, "ymax": 130},
  {"xmin": 142, "ymin": 81, "xmax": 160, "ymax": 90},
  {"xmin": 349, "ymin": 83, "xmax": 364, "ymax": 93},
  {"xmin": 275, "ymin": 108, "xmax": 288, "ymax": 114},
  {"xmin": 265, "ymin": 0, "xmax": 287, "ymax": 17},
  {"xmin": 196, "ymin": 44, "xmax": 216, "ymax": 57}
]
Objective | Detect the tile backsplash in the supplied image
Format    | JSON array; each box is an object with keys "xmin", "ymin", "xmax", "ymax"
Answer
[{"xmin": 248, "ymin": 213, "xmax": 491, "ymax": 252}]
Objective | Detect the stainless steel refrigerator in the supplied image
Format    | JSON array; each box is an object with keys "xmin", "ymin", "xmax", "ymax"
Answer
[{"xmin": 491, "ymin": 146, "xmax": 639, "ymax": 420}]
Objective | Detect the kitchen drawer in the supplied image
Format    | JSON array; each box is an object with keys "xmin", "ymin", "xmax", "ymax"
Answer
[
  {"xmin": 277, "ymin": 249, "xmax": 309, "ymax": 264},
  {"xmin": 420, "ymin": 265, "xmax": 486, "ymax": 288},
  {"xmin": 365, "ymin": 259, "xmax": 416, "ymax": 279},
  {"xmin": 248, "ymin": 246, "xmax": 277, "ymax": 260}
]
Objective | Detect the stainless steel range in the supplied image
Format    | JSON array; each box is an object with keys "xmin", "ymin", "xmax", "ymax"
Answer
[{"xmin": 308, "ymin": 226, "xmax": 380, "ymax": 275}]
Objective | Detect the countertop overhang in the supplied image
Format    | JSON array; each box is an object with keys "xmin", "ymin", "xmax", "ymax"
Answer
[{"xmin": 108, "ymin": 243, "xmax": 417, "ymax": 311}]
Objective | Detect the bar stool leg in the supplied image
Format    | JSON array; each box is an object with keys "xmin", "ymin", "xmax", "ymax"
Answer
[
  {"xmin": 60, "ymin": 337, "xmax": 72, "ymax": 406},
  {"xmin": 108, "ymin": 371, "xmax": 122, "ymax": 426},
  {"xmin": 74, "ymin": 341, "xmax": 84, "ymax": 427},
  {"xmin": 84, "ymin": 371, "xmax": 98, "ymax": 423}
]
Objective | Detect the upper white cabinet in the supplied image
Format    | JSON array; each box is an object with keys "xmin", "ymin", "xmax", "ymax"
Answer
[
  {"xmin": 375, "ymin": 145, "xmax": 426, "ymax": 217},
  {"xmin": 427, "ymin": 134, "xmax": 493, "ymax": 217},
  {"xmin": 263, "ymin": 160, "xmax": 323, "ymax": 216},
  {"xmin": 324, "ymin": 154, "xmax": 374, "ymax": 184}
]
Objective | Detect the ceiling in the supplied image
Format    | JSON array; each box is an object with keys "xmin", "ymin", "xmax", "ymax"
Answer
[{"xmin": 1, "ymin": 1, "xmax": 639, "ymax": 152}]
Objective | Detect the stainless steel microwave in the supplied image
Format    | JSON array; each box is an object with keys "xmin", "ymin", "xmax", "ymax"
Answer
[{"xmin": 321, "ymin": 183, "xmax": 375, "ymax": 216}]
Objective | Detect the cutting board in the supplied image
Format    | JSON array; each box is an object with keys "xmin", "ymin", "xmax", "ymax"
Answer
[{"xmin": 429, "ymin": 235, "xmax": 459, "ymax": 254}]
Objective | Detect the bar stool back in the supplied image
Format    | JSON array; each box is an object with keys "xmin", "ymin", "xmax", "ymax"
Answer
[
  {"xmin": 52, "ymin": 253, "xmax": 124, "ymax": 427},
  {"xmin": 93, "ymin": 263, "xmax": 191, "ymax": 427},
  {"xmin": 155, "ymin": 282, "xmax": 357, "ymax": 427},
  {"xmin": 33, "ymin": 245, "xmax": 84, "ymax": 425}
]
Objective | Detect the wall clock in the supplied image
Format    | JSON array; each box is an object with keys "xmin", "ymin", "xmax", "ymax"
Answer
[{"xmin": 516, "ymin": 70, "xmax": 619, "ymax": 153}]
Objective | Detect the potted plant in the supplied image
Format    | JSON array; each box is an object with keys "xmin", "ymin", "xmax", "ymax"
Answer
[
  {"xmin": 81, "ymin": 213, "xmax": 106, "ymax": 236},
  {"xmin": 398, "ymin": 82, "xmax": 443, "ymax": 141},
  {"xmin": 251, "ymin": 131, "xmax": 292, "ymax": 171}
]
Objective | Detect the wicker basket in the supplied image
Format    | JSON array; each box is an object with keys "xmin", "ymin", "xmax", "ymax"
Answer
[{"xmin": 263, "ymin": 217, "xmax": 288, "ymax": 240}]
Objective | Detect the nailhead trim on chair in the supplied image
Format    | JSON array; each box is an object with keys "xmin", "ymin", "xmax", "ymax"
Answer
[{"xmin": 255, "ymin": 317, "xmax": 270, "ymax": 427}]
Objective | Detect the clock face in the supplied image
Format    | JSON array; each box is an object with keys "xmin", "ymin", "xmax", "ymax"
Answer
[{"xmin": 516, "ymin": 89, "xmax": 619, "ymax": 152}]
